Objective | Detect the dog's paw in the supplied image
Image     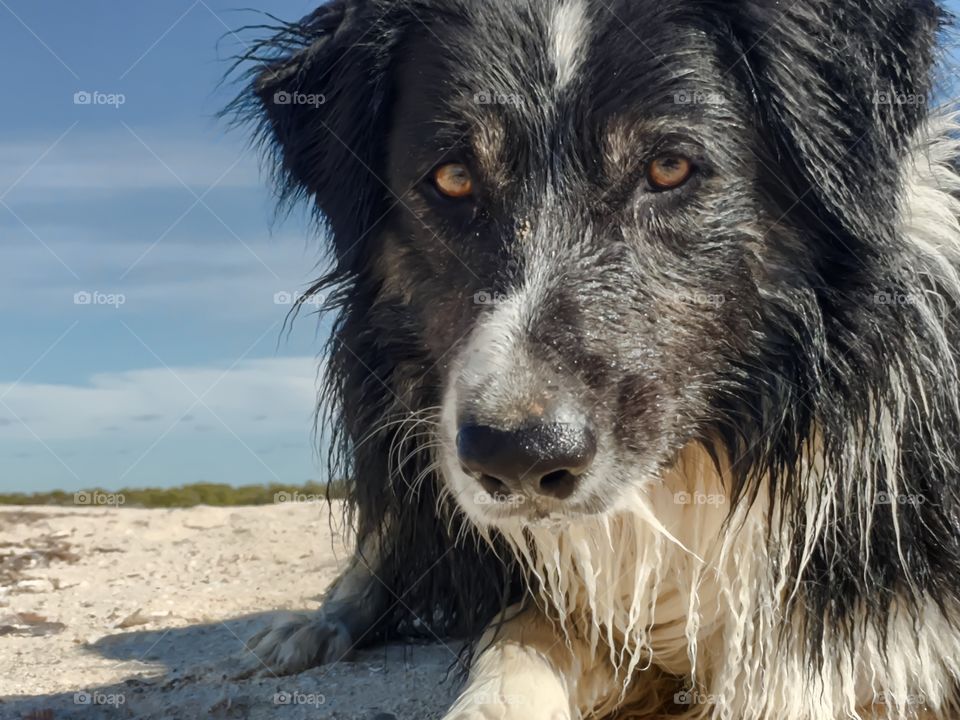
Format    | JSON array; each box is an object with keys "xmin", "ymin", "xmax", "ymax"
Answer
[
  {"xmin": 443, "ymin": 695, "xmax": 570, "ymax": 720},
  {"xmin": 442, "ymin": 710, "xmax": 570, "ymax": 720},
  {"xmin": 234, "ymin": 612, "xmax": 352, "ymax": 677}
]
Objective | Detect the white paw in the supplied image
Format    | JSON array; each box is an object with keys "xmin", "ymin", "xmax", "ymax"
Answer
[
  {"xmin": 442, "ymin": 710, "xmax": 570, "ymax": 720},
  {"xmin": 443, "ymin": 692, "xmax": 571, "ymax": 720},
  {"xmin": 234, "ymin": 612, "xmax": 352, "ymax": 677}
]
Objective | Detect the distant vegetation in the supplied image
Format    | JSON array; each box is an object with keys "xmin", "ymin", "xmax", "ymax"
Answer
[{"xmin": 0, "ymin": 481, "xmax": 350, "ymax": 508}]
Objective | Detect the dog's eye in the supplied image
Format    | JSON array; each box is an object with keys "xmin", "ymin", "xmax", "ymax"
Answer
[
  {"xmin": 646, "ymin": 155, "xmax": 693, "ymax": 191},
  {"xmin": 433, "ymin": 163, "xmax": 474, "ymax": 199}
]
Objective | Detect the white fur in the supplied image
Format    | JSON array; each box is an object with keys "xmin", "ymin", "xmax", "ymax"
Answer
[
  {"xmin": 442, "ymin": 115, "xmax": 960, "ymax": 720},
  {"xmin": 550, "ymin": 1, "xmax": 589, "ymax": 90},
  {"xmin": 441, "ymin": 291, "xmax": 532, "ymax": 522}
]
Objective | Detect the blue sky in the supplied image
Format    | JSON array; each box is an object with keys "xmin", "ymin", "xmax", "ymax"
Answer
[
  {"xmin": 0, "ymin": 0, "xmax": 328, "ymax": 492},
  {"xmin": 1, "ymin": 2, "xmax": 958, "ymax": 494}
]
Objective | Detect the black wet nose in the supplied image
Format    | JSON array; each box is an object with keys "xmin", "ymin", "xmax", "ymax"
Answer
[{"xmin": 456, "ymin": 422, "xmax": 596, "ymax": 500}]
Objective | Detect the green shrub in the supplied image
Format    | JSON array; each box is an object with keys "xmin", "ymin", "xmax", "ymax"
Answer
[{"xmin": 0, "ymin": 480, "xmax": 350, "ymax": 508}]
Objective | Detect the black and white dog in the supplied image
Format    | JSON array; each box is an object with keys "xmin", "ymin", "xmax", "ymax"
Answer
[{"xmin": 234, "ymin": 0, "xmax": 960, "ymax": 717}]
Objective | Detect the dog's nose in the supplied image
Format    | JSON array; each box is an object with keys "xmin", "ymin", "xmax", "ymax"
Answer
[{"xmin": 456, "ymin": 421, "xmax": 596, "ymax": 500}]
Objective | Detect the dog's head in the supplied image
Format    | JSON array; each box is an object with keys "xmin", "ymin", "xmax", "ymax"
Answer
[{"xmin": 243, "ymin": 0, "xmax": 943, "ymax": 527}]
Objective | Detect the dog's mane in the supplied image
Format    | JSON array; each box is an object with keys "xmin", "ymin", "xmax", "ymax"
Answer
[{"xmin": 226, "ymin": 1, "xmax": 960, "ymax": 696}]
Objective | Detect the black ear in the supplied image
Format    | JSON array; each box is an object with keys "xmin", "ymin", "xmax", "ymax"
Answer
[
  {"xmin": 724, "ymin": 0, "xmax": 944, "ymax": 239},
  {"xmin": 234, "ymin": 0, "xmax": 403, "ymax": 266}
]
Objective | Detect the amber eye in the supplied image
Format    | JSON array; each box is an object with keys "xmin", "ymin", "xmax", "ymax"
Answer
[
  {"xmin": 433, "ymin": 163, "xmax": 474, "ymax": 198},
  {"xmin": 647, "ymin": 155, "xmax": 694, "ymax": 191}
]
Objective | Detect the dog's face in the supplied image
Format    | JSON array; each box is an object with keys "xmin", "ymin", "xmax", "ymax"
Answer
[
  {"xmin": 381, "ymin": 7, "xmax": 763, "ymax": 526},
  {"xmin": 248, "ymin": 0, "xmax": 939, "ymax": 528}
]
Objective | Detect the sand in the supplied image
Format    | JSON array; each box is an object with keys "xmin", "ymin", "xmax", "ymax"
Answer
[{"xmin": 0, "ymin": 504, "xmax": 460, "ymax": 719}]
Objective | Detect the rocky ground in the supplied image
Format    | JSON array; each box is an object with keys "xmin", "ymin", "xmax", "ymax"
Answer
[{"xmin": 0, "ymin": 504, "xmax": 460, "ymax": 719}]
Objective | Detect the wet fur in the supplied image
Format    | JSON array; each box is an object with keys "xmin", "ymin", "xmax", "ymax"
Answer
[{"xmin": 229, "ymin": 1, "xmax": 960, "ymax": 717}]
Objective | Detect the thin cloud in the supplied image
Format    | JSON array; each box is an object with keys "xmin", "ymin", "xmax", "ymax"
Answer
[
  {"xmin": 0, "ymin": 357, "xmax": 320, "ymax": 441},
  {"xmin": 0, "ymin": 132, "xmax": 260, "ymax": 193}
]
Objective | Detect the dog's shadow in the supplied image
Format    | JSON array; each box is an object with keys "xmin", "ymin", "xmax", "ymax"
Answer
[{"xmin": 3, "ymin": 611, "xmax": 461, "ymax": 719}]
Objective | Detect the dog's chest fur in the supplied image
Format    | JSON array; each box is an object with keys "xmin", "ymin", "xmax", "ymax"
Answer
[
  {"xmin": 497, "ymin": 446, "xmax": 745, "ymax": 688},
  {"xmin": 498, "ymin": 429, "xmax": 960, "ymax": 718}
]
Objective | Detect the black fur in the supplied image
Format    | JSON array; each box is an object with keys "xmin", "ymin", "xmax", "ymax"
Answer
[{"xmin": 229, "ymin": 0, "xmax": 960, "ymax": 680}]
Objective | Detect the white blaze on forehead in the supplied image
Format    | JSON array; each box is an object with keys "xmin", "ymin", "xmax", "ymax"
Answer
[{"xmin": 550, "ymin": 0, "xmax": 589, "ymax": 89}]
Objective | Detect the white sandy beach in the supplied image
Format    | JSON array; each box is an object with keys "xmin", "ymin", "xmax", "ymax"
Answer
[{"xmin": 0, "ymin": 503, "xmax": 459, "ymax": 719}]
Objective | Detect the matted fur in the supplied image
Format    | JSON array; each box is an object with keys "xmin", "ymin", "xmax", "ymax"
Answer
[{"xmin": 229, "ymin": 1, "xmax": 960, "ymax": 717}]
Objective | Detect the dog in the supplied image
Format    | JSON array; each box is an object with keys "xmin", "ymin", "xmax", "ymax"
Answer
[{"xmin": 231, "ymin": 0, "xmax": 960, "ymax": 717}]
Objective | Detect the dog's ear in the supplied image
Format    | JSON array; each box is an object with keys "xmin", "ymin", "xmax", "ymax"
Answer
[
  {"xmin": 237, "ymin": 1, "xmax": 403, "ymax": 266},
  {"xmin": 724, "ymin": 0, "xmax": 944, "ymax": 238}
]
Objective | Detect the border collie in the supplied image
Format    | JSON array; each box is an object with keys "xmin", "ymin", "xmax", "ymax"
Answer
[{"xmin": 232, "ymin": 0, "xmax": 960, "ymax": 717}]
